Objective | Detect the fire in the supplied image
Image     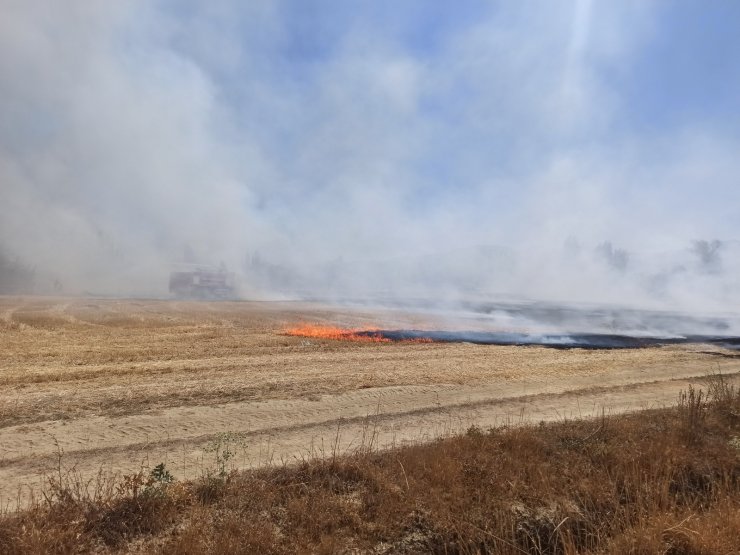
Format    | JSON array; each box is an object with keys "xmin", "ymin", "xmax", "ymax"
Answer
[
  {"xmin": 284, "ymin": 324, "xmax": 390, "ymax": 342},
  {"xmin": 284, "ymin": 324, "xmax": 434, "ymax": 343}
]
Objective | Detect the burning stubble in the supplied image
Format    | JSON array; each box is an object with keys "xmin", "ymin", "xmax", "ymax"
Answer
[{"xmin": 285, "ymin": 323, "xmax": 740, "ymax": 350}]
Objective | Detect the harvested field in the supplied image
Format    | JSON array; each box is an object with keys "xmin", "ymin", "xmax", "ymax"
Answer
[{"xmin": 1, "ymin": 296, "xmax": 740, "ymax": 509}]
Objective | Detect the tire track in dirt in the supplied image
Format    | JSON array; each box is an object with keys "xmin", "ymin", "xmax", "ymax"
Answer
[
  {"xmin": 2, "ymin": 364, "xmax": 735, "ymax": 462},
  {"xmin": 1, "ymin": 368, "xmax": 738, "ymax": 509}
]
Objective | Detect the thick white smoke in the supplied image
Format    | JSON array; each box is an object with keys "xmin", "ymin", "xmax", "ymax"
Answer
[{"xmin": 1, "ymin": 1, "xmax": 739, "ymax": 316}]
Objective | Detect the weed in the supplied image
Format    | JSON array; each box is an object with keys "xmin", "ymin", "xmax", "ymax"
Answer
[
  {"xmin": 150, "ymin": 462, "xmax": 175, "ymax": 486},
  {"xmin": 677, "ymin": 384, "xmax": 706, "ymax": 444},
  {"xmin": 706, "ymin": 371, "xmax": 740, "ymax": 423},
  {"xmin": 204, "ymin": 431, "xmax": 247, "ymax": 478}
]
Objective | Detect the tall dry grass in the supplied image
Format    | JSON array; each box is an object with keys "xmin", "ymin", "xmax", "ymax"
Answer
[{"xmin": 1, "ymin": 375, "xmax": 739, "ymax": 554}]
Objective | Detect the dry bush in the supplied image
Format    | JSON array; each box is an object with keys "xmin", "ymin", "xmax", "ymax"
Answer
[
  {"xmin": 677, "ymin": 384, "xmax": 707, "ymax": 444},
  {"xmin": 1, "ymin": 383, "xmax": 739, "ymax": 554},
  {"xmin": 0, "ymin": 463, "xmax": 185, "ymax": 554},
  {"xmin": 706, "ymin": 372, "xmax": 740, "ymax": 424}
]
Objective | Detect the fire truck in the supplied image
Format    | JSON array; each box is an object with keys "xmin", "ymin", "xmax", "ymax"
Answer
[{"xmin": 168, "ymin": 264, "xmax": 236, "ymax": 299}]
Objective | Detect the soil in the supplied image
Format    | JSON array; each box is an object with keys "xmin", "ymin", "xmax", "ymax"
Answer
[{"xmin": 1, "ymin": 296, "xmax": 738, "ymax": 508}]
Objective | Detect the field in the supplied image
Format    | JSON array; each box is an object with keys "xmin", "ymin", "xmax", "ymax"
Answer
[
  {"xmin": 2, "ymin": 369, "xmax": 739, "ymax": 553},
  {"xmin": 1, "ymin": 296, "xmax": 740, "ymax": 515},
  {"xmin": 0, "ymin": 297, "xmax": 740, "ymax": 506}
]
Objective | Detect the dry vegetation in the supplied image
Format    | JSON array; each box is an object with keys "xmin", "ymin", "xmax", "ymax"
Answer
[
  {"xmin": 2, "ymin": 297, "xmax": 740, "ymax": 553},
  {"xmin": 1, "ymin": 297, "xmax": 735, "ymax": 429},
  {"xmin": 1, "ymin": 375, "xmax": 738, "ymax": 554}
]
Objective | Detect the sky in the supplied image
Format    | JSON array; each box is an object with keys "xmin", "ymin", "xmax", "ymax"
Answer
[{"xmin": 1, "ymin": 1, "xmax": 739, "ymax": 308}]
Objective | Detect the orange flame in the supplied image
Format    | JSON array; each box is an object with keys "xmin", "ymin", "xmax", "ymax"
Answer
[
  {"xmin": 284, "ymin": 324, "xmax": 433, "ymax": 343},
  {"xmin": 284, "ymin": 324, "xmax": 389, "ymax": 342}
]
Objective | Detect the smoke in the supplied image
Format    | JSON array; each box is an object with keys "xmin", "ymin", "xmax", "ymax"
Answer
[{"xmin": 1, "ymin": 1, "xmax": 739, "ymax": 314}]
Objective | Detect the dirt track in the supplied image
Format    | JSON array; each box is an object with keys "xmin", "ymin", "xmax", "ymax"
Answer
[{"xmin": 1, "ymin": 296, "xmax": 739, "ymax": 508}]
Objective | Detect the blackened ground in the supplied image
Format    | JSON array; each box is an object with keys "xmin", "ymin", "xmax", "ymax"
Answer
[
  {"xmin": 338, "ymin": 297, "xmax": 740, "ymax": 337},
  {"xmin": 358, "ymin": 329, "xmax": 740, "ymax": 349}
]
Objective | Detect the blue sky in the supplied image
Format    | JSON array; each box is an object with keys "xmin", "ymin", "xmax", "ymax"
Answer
[
  {"xmin": 151, "ymin": 1, "xmax": 740, "ymax": 209},
  {"xmin": 618, "ymin": 1, "xmax": 740, "ymax": 135},
  {"xmin": 1, "ymin": 1, "xmax": 739, "ymax": 302}
]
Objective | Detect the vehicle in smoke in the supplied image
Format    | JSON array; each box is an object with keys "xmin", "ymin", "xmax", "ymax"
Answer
[{"xmin": 168, "ymin": 263, "xmax": 236, "ymax": 299}]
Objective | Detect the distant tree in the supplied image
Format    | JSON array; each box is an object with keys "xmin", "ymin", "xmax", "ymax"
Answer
[
  {"xmin": 596, "ymin": 241, "xmax": 629, "ymax": 272},
  {"xmin": 692, "ymin": 240, "xmax": 722, "ymax": 273}
]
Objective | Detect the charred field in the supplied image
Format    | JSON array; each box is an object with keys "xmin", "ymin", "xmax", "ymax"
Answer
[
  {"xmin": 1, "ymin": 296, "xmax": 740, "ymax": 553},
  {"xmin": 285, "ymin": 323, "xmax": 740, "ymax": 350}
]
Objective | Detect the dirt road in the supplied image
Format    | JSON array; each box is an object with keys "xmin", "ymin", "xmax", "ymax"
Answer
[{"xmin": 1, "ymin": 296, "xmax": 738, "ymax": 508}]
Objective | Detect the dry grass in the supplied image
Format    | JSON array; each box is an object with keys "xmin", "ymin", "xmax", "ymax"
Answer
[
  {"xmin": 0, "ymin": 297, "xmax": 730, "ymax": 428},
  {"xmin": 1, "ymin": 376, "xmax": 738, "ymax": 554}
]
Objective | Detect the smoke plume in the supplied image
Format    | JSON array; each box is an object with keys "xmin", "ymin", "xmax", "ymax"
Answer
[{"xmin": 1, "ymin": 1, "xmax": 739, "ymax": 317}]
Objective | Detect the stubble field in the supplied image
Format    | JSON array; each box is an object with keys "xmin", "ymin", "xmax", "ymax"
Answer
[{"xmin": 1, "ymin": 296, "xmax": 739, "ymax": 509}]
